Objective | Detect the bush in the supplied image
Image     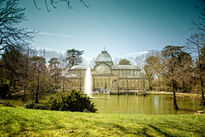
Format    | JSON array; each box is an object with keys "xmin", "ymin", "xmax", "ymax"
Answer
[
  {"xmin": 25, "ymin": 90, "xmax": 97, "ymax": 112},
  {"xmin": 25, "ymin": 103, "xmax": 35, "ymax": 109},
  {"xmin": 0, "ymin": 100, "xmax": 14, "ymax": 107},
  {"xmin": 46, "ymin": 90, "xmax": 97, "ymax": 112},
  {"xmin": 25, "ymin": 103, "xmax": 47, "ymax": 110}
]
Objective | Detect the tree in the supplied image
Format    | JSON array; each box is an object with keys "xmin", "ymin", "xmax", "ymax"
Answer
[
  {"xmin": 0, "ymin": 44, "xmax": 27, "ymax": 96},
  {"xmin": 21, "ymin": 45, "xmax": 32, "ymax": 101},
  {"xmin": 0, "ymin": 0, "xmax": 32, "ymax": 97},
  {"xmin": 177, "ymin": 52, "xmax": 193, "ymax": 93},
  {"xmin": 187, "ymin": 0, "xmax": 205, "ymax": 105},
  {"xmin": 0, "ymin": 0, "xmax": 32, "ymax": 61},
  {"xmin": 135, "ymin": 54, "xmax": 146, "ymax": 70},
  {"xmin": 48, "ymin": 57, "xmax": 62, "ymax": 91},
  {"xmin": 200, "ymin": 46, "xmax": 205, "ymax": 72},
  {"xmin": 187, "ymin": 33, "xmax": 205, "ymax": 105},
  {"xmin": 30, "ymin": 56, "xmax": 46, "ymax": 103},
  {"xmin": 192, "ymin": 1, "xmax": 205, "ymax": 33},
  {"xmin": 64, "ymin": 49, "xmax": 84, "ymax": 70},
  {"xmin": 118, "ymin": 59, "xmax": 131, "ymax": 65},
  {"xmin": 162, "ymin": 46, "xmax": 191, "ymax": 110},
  {"xmin": 144, "ymin": 55, "xmax": 162, "ymax": 90}
]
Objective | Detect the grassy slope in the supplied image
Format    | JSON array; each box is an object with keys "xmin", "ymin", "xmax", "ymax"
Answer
[{"xmin": 0, "ymin": 106, "xmax": 205, "ymax": 137}]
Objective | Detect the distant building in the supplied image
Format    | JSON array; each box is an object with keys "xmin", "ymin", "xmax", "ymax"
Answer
[{"xmin": 66, "ymin": 50, "xmax": 149, "ymax": 92}]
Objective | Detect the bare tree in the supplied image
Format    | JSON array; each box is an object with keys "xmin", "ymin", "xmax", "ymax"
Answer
[
  {"xmin": 0, "ymin": 0, "xmax": 33, "ymax": 61},
  {"xmin": 30, "ymin": 56, "xmax": 46, "ymax": 103},
  {"xmin": 187, "ymin": 33, "xmax": 205, "ymax": 105}
]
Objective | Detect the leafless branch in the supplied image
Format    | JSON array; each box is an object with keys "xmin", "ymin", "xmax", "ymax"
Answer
[
  {"xmin": 44, "ymin": 0, "xmax": 50, "ymax": 12},
  {"xmin": 80, "ymin": 0, "xmax": 89, "ymax": 8},
  {"xmin": 32, "ymin": 0, "xmax": 88, "ymax": 11},
  {"xmin": 33, "ymin": 0, "xmax": 41, "ymax": 10}
]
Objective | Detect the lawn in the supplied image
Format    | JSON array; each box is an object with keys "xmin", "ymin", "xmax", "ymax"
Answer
[{"xmin": 0, "ymin": 106, "xmax": 205, "ymax": 137}]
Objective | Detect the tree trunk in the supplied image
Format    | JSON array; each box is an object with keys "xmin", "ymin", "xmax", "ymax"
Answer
[
  {"xmin": 126, "ymin": 70, "xmax": 128, "ymax": 94},
  {"xmin": 171, "ymin": 63, "xmax": 178, "ymax": 110},
  {"xmin": 199, "ymin": 66, "xmax": 205, "ymax": 105},
  {"xmin": 126, "ymin": 80, "xmax": 128, "ymax": 94},
  {"xmin": 80, "ymin": 71, "xmax": 82, "ymax": 91},
  {"xmin": 22, "ymin": 54, "xmax": 29, "ymax": 102},
  {"xmin": 62, "ymin": 77, "xmax": 65, "ymax": 92},
  {"xmin": 22, "ymin": 84, "xmax": 27, "ymax": 102},
  {"xmin": 197, "ymin": 44, "xmax": 205, "ymax": 105},
  {"xmin": 173, "ymin": 82, "xmax": 179, "ymax": 110},
  {"xmin": 35, "ymin": 74, "xmax": 40, "ymax": 103},
  {"xmin": 117, "ymin": 79, "xmax": 119, "ymax": 95}
]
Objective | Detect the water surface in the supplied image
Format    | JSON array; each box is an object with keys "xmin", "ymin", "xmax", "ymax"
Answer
[
  {"xmin": 92, "ymin": 94, "xmax": 204, "ymax": 114},
  {"xmin": 4, "ymin": 94, "xmax": 204, "ymax": 114}
]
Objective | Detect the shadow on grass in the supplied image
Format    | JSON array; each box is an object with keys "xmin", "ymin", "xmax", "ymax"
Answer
[
  {"xmin": 148, "ymin": 124, "xmax": 171, "ymax": 137},
  {"xmin": 0, "ymin": 109, "xmax": 66, "ymax": 136},
  {"xmin": 90, "ymin": 118, "xmax": 154, "ymax": 136},
  {"xmin": 111, "ymin": 123, "xmax": 155, "ymax": 136}
]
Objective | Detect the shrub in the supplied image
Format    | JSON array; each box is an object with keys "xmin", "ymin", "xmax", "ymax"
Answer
[
  {"xmin": 25, "ymin": 103, "xmax": 47, "ymax": 110},
  {"xmin": 0, "ymin": 100, "xmax": 14, "ymax": 107},
  {"xmin": 25, "ymin": 103, "xmax": 35, "ymax": 109},
  {"xmin": 46, "ymin": 90, "xmax": 97, "ymax": 112}
]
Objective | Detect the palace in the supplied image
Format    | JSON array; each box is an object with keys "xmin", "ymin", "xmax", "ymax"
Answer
[{"xmin": 66, "ymin": 50, "xmax": 149, "ymax": 93}]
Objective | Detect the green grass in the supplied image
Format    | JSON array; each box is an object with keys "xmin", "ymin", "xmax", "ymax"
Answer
[{"xmin": 0, "ymin": 106, "xmax": 205, "ymax": 137}]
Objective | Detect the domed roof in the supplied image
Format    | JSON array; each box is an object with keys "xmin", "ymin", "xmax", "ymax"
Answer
[{"xmin": 96, "ymin": 50, "xmax": 112, "ymax": 62}]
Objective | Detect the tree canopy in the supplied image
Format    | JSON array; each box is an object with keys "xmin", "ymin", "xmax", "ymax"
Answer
[
  {"xmin": 118, "ymin": 59, "xmax": 131, "ymax": 65},
  {"xmin": 64, "ymin": 49, "xmax": 84, "ymax": 69}
]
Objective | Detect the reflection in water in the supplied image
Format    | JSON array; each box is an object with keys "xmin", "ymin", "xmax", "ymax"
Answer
[
  {"xmin": 93, "ymin": 95, "xmax": 205, "ymax": 114},
  {"xmin": 154, "ymin": 96, "xmax": 159, "ymax": 114}
]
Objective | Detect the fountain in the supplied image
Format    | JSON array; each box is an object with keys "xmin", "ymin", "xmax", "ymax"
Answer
[{"xmin": 84, "ymin": 67, "xmax": 92, "ymax": 97}]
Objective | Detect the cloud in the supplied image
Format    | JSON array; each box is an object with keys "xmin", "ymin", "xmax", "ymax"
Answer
[
  {"xmin": 37, "ymin": 31, "xmax": 80, "ymax": 40},
  {"xmin": 123, "ymin": 51, "xmax": 149, "ymax": 58}
]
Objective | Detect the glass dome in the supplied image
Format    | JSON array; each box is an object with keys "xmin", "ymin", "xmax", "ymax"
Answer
[{"xmin": 95, "ymin": 50, "xmax": 112, "ymax": 63}]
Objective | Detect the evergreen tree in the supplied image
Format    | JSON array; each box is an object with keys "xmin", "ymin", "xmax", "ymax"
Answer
[{"xmin": 64, "ymin": 49, "xmax": 84, "ymax": 70}]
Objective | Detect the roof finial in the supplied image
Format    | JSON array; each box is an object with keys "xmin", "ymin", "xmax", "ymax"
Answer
[{"xmin": 104, "ymin": 46, "xmax": 106, "ymax": 51}]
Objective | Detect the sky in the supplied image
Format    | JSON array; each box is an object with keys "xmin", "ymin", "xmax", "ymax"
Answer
[{"xmin": 19, "ymin": 0, "xmax": 201, "ymax": 61}]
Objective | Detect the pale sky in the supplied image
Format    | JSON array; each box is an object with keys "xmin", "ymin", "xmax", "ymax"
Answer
[{"xmin": 19, "ymin": 0, "xmax": 201, "ymax": 61}]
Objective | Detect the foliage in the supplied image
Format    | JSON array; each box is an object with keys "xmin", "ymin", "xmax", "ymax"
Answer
[
  {"xmin": 0, "ymin": 45, "xmax": 28, "ymax": 97},
  {"xmin": 1, "ymin": 106, "xmax": 205, "ymax": 136},
  {"xmin": 161, "ymin": 46, "xmax": 193, "ymax": 110},
  {"xmin": 144, "ymin": 55, "xmax": 162, "ymax": 90},
  {"xmin": 118, "ymin": 59, "xmax": 131, "ymax": 65},
  {"xmin": 30, "ymin": 56, "xmax": 47, "ymax": 103},
  {"xmin": 0, "ymin": 100, "xmax": 14, "ymax": 107},
  {"xmin": 46, "ymin": 90, "xmax": 97, "ymax": 112},
  {"xmin": 25, "ymin": 102, "xmax": 46, "ymax": 110},
  {"xmin": 48, "ymin": 58, "xmax": 62, "ymax": 90},
  {"xmin": 64, "ymin": 49, "xmax": 84, "ymax": 69},
  {"xmin": 0, "ymin": 84, "xmax": 9, "ymax": 98},
  {"xmin": 0, "ymin": 0, "xmax": 32, "ymax": 99}
]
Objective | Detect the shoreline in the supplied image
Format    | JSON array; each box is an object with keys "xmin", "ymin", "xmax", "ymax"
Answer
[
  {"xmin": 147, "ymin": 91, "xmax": 201, "ymax": 97},
  {"xmin": 93, "ymin": 91, "xmax": 201, "ymax": 97}
]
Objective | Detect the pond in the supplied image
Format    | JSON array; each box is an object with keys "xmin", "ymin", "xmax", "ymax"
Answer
[
  {"xmin": 92, "ymin": 94, "xmax": 204, "ymax": 114},
  {"xmin": 4, "ymin": 94, "xmax": 205, "ymax": 114}
]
